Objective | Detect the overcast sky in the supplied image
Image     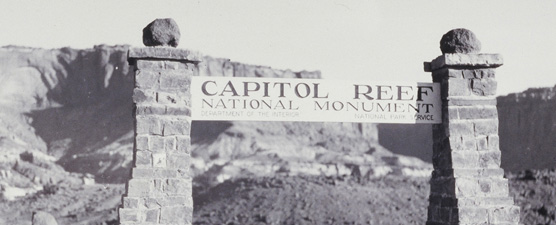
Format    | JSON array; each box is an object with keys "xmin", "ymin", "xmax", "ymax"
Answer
[{"xmin": 2, "ymin": 0, "xmax": 556, "ymax": 95}]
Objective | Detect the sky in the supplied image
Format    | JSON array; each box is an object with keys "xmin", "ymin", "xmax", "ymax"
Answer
[{"xmin": 2, "ymin": 0, "xmax": 556, "ymax": 96}]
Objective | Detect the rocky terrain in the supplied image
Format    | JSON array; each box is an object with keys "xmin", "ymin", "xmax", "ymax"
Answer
[
  {"xmin": 1, "ymin": 170, "xmax": 554, "ymax": 224},
  {"xmin": 0, "ymin": 45, "xmax": 554, "ymax": 224}
]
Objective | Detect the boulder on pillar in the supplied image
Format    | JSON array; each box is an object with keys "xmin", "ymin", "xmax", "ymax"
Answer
[{"xmin": 143, "ymin": 18, "xmax": 181, "ymax": 47}]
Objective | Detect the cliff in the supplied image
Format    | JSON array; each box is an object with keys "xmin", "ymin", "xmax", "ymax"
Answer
[
  {"xmin": 378, "ymin": 87, "xmax": 556, "ymax": 173},
  {"xmin": 0, "ymin": 46, "xmax": 431, "ymax": 199},
  {"xmin": 497, "ymin": 86, "xmax": 556, "ymax": 171}
]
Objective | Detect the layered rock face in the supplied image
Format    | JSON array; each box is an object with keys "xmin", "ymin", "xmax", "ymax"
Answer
[
  {"xmin": 0, "ymin": 45, "xmax": 134, "ymax": 198},
  {"xmin": 0, "ymin": 45, "xmax": 431, "ymax": 199},
  {"xmin": 497, "ymin": 87, "xmax": 556, "ymax": 172}
]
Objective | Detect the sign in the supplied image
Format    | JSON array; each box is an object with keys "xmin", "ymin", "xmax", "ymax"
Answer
[{"xmin": 191, "ymin": 77, "xmax": 441, "ymax": 124}]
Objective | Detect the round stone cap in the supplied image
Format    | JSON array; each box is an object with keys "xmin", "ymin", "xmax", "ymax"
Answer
[
  {"xmin": 440, "ymin": 28, "xmax": 481, "ymax": 54},
  {"xmin": 143, "ymin": 18, "xmax": 181, "ymax": 47}
]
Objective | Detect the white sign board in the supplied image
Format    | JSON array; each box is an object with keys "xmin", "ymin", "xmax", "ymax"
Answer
[{"xmin": 191, "ymin": 77, "xmax": 441, "ymax": 124}]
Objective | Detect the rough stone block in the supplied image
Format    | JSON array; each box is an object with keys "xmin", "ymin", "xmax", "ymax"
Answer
[
  {"xmin": 487, "ymin": 135, "xmax": 500, "ymax": 150},
  {"xmin": 478, "ymin": 178, "xmax": 509, "ymax": 197},
  {"xmin": 455, "ymin": 177, "xmax": 480, "ymax": 197},
  {"xmin": 145, "ymin": 194, "xmax": 193, "ymax": 209},
  {"xmin": 145, "ymin": 196, "xmax": 192, "ymax": 209},
  {"xmin": 429, "ymin": 53, "xmax": 503, "ymax": 71},
  {"xmin": 160, "ymin": 206, "xmax": 193, "ymax": 224},
  {"xmin": 145, "ymin": 209, "xmax": 160, "ymax": 223},
  {"xmin": 447, "ymin": 136, "xmax": 464, "ymax": 150},
  {"xmin": 478, "ymin": 150, "xmax": 501, "ymax": 168},
  {"xmin": 457, "ymin": 105, "xmax": 498, "ymax": 120},
  {"xmin": 119, "ymin": 208, "xmax": 140, "ymax": 222},
  {"xmin": 152, "ymin": 179, "xmax": 164, "ymax": 195},
  {"xmin": 163, "ymin": 178, "xmax": 191, "ymax": 194},
  {"xmin": 488, "ymin": 206, "xmax": 520, "ymax": 223},
  {"xmin": 447, "ymin": 69, "xmax": 464, "ymax": 78},
  {"xmin": 447, "ymin": 96, "xmax": 497, "ymax": 106},
  {"xmin": 453, "ymin": 168, "xmax": 505, "ymax": 178},
  {"xmin": 159, "ymin": 72, "xmax": 191, "ymax": 92},
  {"xmin": 451, "ymin": 151, "xmax": 480, "ymax": 168},
  {"xmin": 128, "ymin": 47, "xmax": 202, "ymax": 62},
  {"xmin": 176, "ymin": 135, "xmax": 191, "ymax": 154},
  {"xmin": 462, "ymin": 135, "xmax": 477, "ymax": 150},
  {"xmin": 457, "ymin": 207, "xmax": 489, "ymax": 223},
  {"xmin": 136, "ymin": 105, "xmax": 167, "ymax": 116},
  {"xmin": 166, "ymin": 106, "xmax": 191, "ymax": 116},
  {"xmin": 132, "ymin": 168, "xmax": 154, "ymax": 178},
  {"xmin": 144, "ymin": 197, "xmax": 163, "ymax": 209},
  {"xmin": 136, "ymin": 135, "xmax": 149, "ymax": 151},
  {"xmin": 136, "ymin": 116, "xmax": 162, "ymax": 135},
  {"xmin": 457, "ymin": 197, "xmax": 515, "ymax": 207},
  {"xmin": 473, "ymin": 119, "xmax": 498, "ymax": 136},
  {"xmin": 157, "ymin": 92, "xmax": 191, "ymax": 106},
  {"xmin": 149, "ymin": 136, "xmax": 165, "ymax": 152},
  {"xmin": 164, "ymin": 137, "xmax": 176, "ymax": 151},
  {"xmin": 162, "ymin": 118, "xmax": 190, "ymax": 136},
  {"xmin": 123, "ymin": 197, "xmax": 140, "ymax": 208},
  {"xmin": 127, "ymin": 179, "xmax": 152, "ymax": 197},
  {"xmin": 475, "ymin": 135, "xmax": 488, "ymax": 150},
  {"xmin": 135, "ymin": 150, "xmax": 152, "ymax": 167},
  {"xmin": 133, "ymin": 88, "xmax": 157, "ymax": 104},
  {"xmin": 447, "ymin": 135, "xmax": 476, "ymax": 151},
  {"xmin": 136, "ymin": 60, "xmax": 190, "ymax": 70},
  {"xmin": 165, "ymin": 196, "xmax": 193, "ymax": 207},
  {"xmin": 177, "ymin": 168, "xmax": 191, "ymax": 178},
  {"xmin": 135, "ymin": 70, "xmax": 160, "ymax": 89},
  {"xmin": 447, "ymin": 79, "xmax": 470, "ymax": 97},
  {"xmin": 432, "ymin": 68, "xmax": 464, "ymax": 80},
  {"xmin": 430, "ymin": 177, "xmax": 455, "ymax": 196},
  {"xmin": 462, "ymin": 69, "xmax": 496, "ymax": 79},
  {"xmin": 447, "ymin": 122, "xmax": 474, "ymax": 136},
  {"xmin": 471, "ymin": 78, "xmax": 497, "ymax": 96},
  {"xmin": 447, "ymin": 107, "xmax": 460, "ymax": 120},
  {"xmin": 153, "ymin": 168, "xmax": 178, "ymax": 178},
  {"xmin": 152, "ymin": 153, "xmax": 167, "ymax": 168},
  {"xmin": 167, "ymin": 153, "xmax": 190, "ymax": 169}
]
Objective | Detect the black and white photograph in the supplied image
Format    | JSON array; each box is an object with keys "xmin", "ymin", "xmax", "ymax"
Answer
[{"xmin": 0, "ymin": 1, "xmax": 555, "ymax": 224}]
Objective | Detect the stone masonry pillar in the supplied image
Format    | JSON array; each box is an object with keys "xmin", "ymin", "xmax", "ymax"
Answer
[
  {"xmin": 119, "ymin": 47, "xmax": 200, "ymax": 224},
  {"xmin": 118, "ymin": 18, "xmax": 200, "ymax": 224},
  {"xmin": 424, "ymin": 29, "xmax": 520, "ymax": 225}
]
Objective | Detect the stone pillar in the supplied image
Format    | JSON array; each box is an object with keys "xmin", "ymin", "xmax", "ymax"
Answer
[
  {"xmin": 424, "ymin": 29, "xmax": 520, "ymax": 225},
  {"xmin": 118, "ymin": 46, "xmax": 200, "ymax": 224}
]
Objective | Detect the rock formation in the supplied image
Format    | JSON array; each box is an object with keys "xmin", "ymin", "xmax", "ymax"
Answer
[
  {"xmin": 32, "ymin": 211, "xmax": 58, "ymax": 225},
  {"xmin": 143, "ymin": 18, "xmax": 181, "ymax": 47},
  {"xmin": 440, "ymin": 28, "xmax": 482, "ymax": 54}
]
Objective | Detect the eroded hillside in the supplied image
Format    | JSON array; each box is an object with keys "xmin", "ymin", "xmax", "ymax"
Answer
[{"xmin": 0, "ymin": 46, "xmax": 431, "ymax": 200}]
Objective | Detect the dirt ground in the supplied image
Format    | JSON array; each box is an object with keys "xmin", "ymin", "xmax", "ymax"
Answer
[{"xmin": 1, "ymin": 170, "xmax": 555, "ymax": 225}]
